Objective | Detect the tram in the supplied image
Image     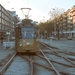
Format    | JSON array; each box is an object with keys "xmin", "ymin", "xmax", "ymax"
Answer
[{"xmin": 15, "ymin": 19, "xmax": 39, "ymax": 53}]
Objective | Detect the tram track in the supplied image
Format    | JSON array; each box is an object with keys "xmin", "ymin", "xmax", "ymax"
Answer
[
  {"xmin": 0, "ymin": 53, "xmax": 16, "ymax": 75},
  {"xmin": 40, "ymin": 42, "xmax": 75, "ymax": 66},
  {"xmin": 0, "ymin": 52, "xmax": 58, "ymax": 75},
  {"xmin": 3, "ymin": 55, "xmax": 32, "ymax": 75},
  {"xmin": 38, "ymin": 41, "xmax": 75, "ymax": 75},
  {"xmin": 20, "ymin": 55, "xmax": 34, "ymax": 75},
  {"xmin": 40, "ymin": 49, "xmax": 60, "ymax": 75},
  {"xmin": 21, "ymin": 54, "xmax": 55, "ymax": 74},
  {"xmin": 40, "ymin": 41, "xmax": 75, "ymax": 56},
  {"xmin": 0, "ymin": 41, "xmax": 75, "ymax": 75}
]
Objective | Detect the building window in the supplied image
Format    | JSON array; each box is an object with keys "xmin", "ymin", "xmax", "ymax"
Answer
[{"xmin": 0, "ymin": 24, "xmax": 1, "ymax": 30}]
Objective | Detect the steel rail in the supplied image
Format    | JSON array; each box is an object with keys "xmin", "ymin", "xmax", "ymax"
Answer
[
  {"xmin": 0, "ymin": 53, "xmax": 16, "ymax": 74},
  {"xmin": 41, "ymin": 42, "xmax": 75, "ymax": 67},
  {"xmin": 21, "ymin": 55, "xmax": 34, "ymax": 75},
  {"xmin": 39, "ymin": 49, "xmax": 60, "ymax": 75},
  {"xmin": 21, "ymin": 55, "xmax": 56, "ymax": 73},
  {"xmin": 29, "ymin": 56, "xmax": 33, "ymax": 75},
  {"xmin": 36, "ymin": 53, "xmax": 74, "ymax": 67}
]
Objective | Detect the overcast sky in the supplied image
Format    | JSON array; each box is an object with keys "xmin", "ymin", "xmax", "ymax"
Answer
[{"xmin": 0, "ymin": 0, "xmax": 75, "ymax": 22}]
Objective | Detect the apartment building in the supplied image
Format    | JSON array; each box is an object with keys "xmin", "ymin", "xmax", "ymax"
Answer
[
  {"xmin": 0, "ymin": 4, "xmax": 20, "ymax": 43},
  {"xmin": 56, "ymin": 5, "xmax": 75, "ymax": 39}
]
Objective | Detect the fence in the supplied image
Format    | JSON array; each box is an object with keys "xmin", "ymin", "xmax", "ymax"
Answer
[{"xmin": 3, "ymin": 42, "xmax": 15, "ymax": 49}]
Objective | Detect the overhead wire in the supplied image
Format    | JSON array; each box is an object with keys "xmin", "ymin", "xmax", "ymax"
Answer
[
  {"xmin": 3, "ymin": 0, "xmax": 11, "ymax": 7},
  {"xmin": 38, "ymin": 0, "xmax": 50, "ymax": 21},
  {"xmin": 27, "ymin": 0, "xmax": 29, "ymax": 7}
]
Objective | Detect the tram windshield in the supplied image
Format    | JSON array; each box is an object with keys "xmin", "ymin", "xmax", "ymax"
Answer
[{"xmin": 21, "ymin": 28, "xmax": 34, "ymax": 39}]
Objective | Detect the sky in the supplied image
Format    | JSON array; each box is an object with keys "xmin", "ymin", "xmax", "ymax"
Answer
[{"xmin": 0, "ymin": 0, "xmax": 75, "ymax": 22}]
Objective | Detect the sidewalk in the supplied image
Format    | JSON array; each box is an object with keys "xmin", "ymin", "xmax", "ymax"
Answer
[
  {"xmin": 40, "ymin": 38, "xmax": 75, "ymax": 52},
  {"xmin": 0, "ymin": 44, "xmax": 15, "ymax": 60}
]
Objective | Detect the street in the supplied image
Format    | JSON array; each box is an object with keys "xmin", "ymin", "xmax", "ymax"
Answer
[{"xmin": 40, "ymin": 38, "xmax": 75, "ymax": 52}]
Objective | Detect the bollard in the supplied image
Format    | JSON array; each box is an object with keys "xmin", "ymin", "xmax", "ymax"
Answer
[{"xmin": 50, "ymin": 37, "xmax": 52, "ymax": 44}]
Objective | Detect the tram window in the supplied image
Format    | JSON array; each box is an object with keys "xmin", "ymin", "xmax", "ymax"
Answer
[
  {"xmin": 21, "ymin": 28, "xmax": 34, "ymax": 39},
  {"xmin": 22, "ymin": 31, "xmax": 34, "ymax": 38}
]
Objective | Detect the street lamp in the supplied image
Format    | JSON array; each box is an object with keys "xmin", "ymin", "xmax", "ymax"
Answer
[
  {"xmin": 52, "ymin": 8, "xmax": 57, "ymax": 38},
  {"xmin": 54, "ymin": 20, "xmax": 56, "ymax": 37},
  {"xmin": 44, "ymin": 30, "xmax": 47, "ymax": 38},
  {"xmin": 6, "ymin": 29, "xmax": 10, "ymax": 42}
]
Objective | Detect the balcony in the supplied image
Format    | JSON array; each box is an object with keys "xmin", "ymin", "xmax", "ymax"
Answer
[
  {"xmin": 59, "ymin": 21, "xmax": 63, "ymax": 23},
  {"xmin": 60, "ymin": 18, "xmax": 62, "ymax": 20},
  {"xmin": 63, "ymin": 15, "xmax": 67, "ymax": 18},
  {"xmin": 63, "ymin": 19, "xmax": 67, "ymax": 22},
  {"xmin": 73, "ymin": 25, "xmax": 75, "ymax": 27},
  {"xmin": 63, "ymin": 23, "xmax": 67, "ymax": 25},
  {"xmin": 67, "ymin": 20, "xmax": 71, "ymax": 23}
]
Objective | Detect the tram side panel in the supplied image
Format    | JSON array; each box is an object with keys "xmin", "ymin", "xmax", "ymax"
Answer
[{"xmin": 15, "ymin": 27, "xmax": 19, "ymax": 51}]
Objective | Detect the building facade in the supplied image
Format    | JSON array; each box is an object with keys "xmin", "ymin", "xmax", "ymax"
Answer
[
  {"xmin": 55, "ymin": 5, "xmax": 75, "ymax": 39},
  {"xmin": 0, "ymin": 4, "xmax": 20, "ymax": 43}
]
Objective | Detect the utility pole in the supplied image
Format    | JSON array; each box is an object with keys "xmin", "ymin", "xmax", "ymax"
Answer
[
  {"xmin": 57, "ymin": 21, "xmax": 60, "ymax": 40},
  {"xmin": 54, "ymin": 20, "xmax": 56, "ymax": 37}
]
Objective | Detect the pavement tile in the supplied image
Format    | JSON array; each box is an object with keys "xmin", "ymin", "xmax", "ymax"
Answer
[
  {"xmin": 0, "ymin": 44, "xmax": 15, "ymax": 60},
  {"xmin": 40, "ymin": 39, "xmax": 75, "ymax": 52}
]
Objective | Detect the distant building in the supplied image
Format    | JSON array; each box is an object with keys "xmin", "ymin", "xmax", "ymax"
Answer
[{"xmin": 54, "ymin": 5, "xmax": 75, "ymax": 39}]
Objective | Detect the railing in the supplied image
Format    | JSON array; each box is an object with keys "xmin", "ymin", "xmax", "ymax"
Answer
[{"xmin": 3, "ymin": 42, "xmax": 15, "ymax": 49}]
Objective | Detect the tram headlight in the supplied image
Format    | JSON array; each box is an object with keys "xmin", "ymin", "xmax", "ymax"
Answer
[
  {"xmin": 26, "ymin": 42, "xmax": 30, "ymax": 45},
  {"xmin": 20, "ymin": 44, "xmax": 22, "ymax": 46}
]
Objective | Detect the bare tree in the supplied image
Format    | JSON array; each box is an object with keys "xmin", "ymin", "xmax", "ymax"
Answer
[
  {"xmin": 48, "ymin": 7, "xmax": 65, "ymax": 20},
  {"xmin": 48, "ymin": 7, "xmax": 65, "ymax": 40}
]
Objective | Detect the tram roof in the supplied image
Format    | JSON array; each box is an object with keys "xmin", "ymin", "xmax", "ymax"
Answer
[{"xmin": 16, "ymin": 19, "xmax": 38, "ymax": 28}]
